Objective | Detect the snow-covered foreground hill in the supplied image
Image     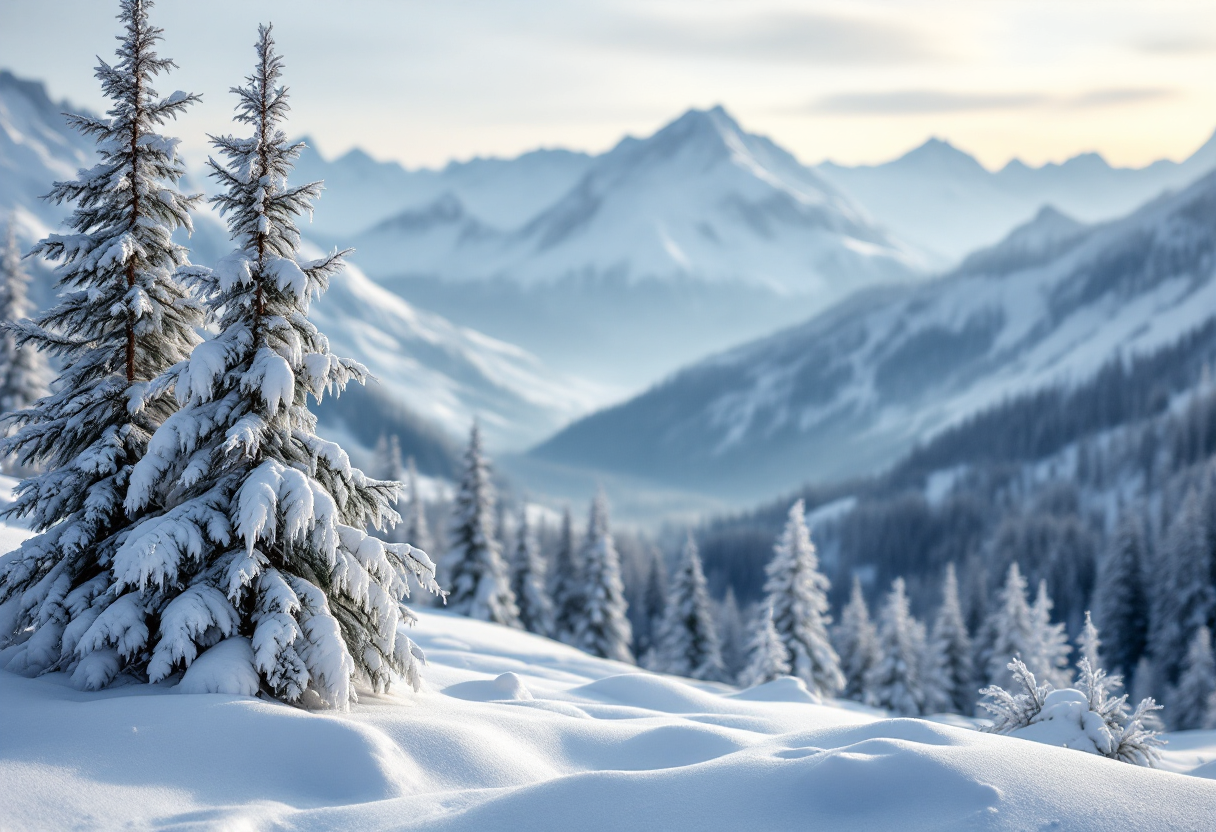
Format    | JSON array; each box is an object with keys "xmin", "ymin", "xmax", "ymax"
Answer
[
  {"xmin": 1, "ymin": 502, "xmax": 1214, "ymax": 831},
  {"xmin": 4, "ymin": 609, "xmax": 1216, "ymax": 831}
]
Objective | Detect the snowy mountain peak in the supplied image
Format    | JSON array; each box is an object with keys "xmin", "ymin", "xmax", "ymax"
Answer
[
  {"xmin": 955, "ymin": 204, "xmax": 1088, "ymax": 277},
  {"xmin": 888, "ymin": 137, "xmax": 989, "ymax": 176}
]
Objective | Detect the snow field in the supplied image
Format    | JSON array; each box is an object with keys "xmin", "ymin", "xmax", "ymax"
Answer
[{"xmin": 3, "ymin": 597, "xmax": 1216, "ymax": 831}]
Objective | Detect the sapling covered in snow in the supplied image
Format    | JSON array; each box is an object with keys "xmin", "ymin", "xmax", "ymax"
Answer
[
  {"xmin": 445, "ymin": 424, "xmax": 519, "ymax": 627},
  {"xmin": 550, "ymin": 506, "xmax": 582, "ymax": 645},
  {"xmin": 740, "ymin": 603, "xmax": 792, "ymax": 687},
  {"xmin": 509, "ymin": 504, "xmax": 553, "ymax": 637},
  {"xmin": 571, "ymin": 491, "xmax": 633, "ymax": 663},
  {"xmin": 114, "ymin": 24, "xmax": 441, "ymax": 705},
  {"xmin": 761, "ymin": 500, "xmax": 843, "ymax": 697},
  {"xmin": 924, "ymin": 564, "xmax": 974, "ymax": 714},
  {"xmin": 1171, "ymin": 625, "xmax": 1216, "ymax": 730},
  {"xmin": 866, "ymin": 578, "xmax": 926, "ymax": 716},
  {"xmin": 833, "ymin": 576, "xmax": 879, "ymax": 702},
  {"xmin": 0, "ymin": 0, "xmax": 206, "ymax": 684},
  {"xmin": 653, "ymin": 534, "xmax": 724, "ymax": 681},
  {"xmin": 0, "ymin": 223, "xmax": 51, "ymax": 423}
]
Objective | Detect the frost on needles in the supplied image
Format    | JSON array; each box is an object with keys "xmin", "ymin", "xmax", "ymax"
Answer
[{"xmin": 0, "ymin": 0, "xmax": 205, "ymax": 686}]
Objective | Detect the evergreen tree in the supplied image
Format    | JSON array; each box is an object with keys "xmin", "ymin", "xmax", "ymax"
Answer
[
  {"xmin": 1079, "ymin": 611, "xmax": 1101, "ymax": 673},
  {"xmin": 0, "ymin": 0, "xmax": 206, "ymax": 685},
  {"xmin": 866, "ymin": 577, "xmax": 926, "ymax": 716},
  {"xmin": 1028, "ymin": 580, "xmax": 1072, "ymax": 688},
  {"xmin": 762, "ymin": 500, "xmax": 844, "ymax": 696},
  {"xmin": 509, "ymin": 504, "xmax": 554, "ymax": 637},
  {"xmin": 550, "ymin": 506, "xmax": 582, "ymax": 644},
  {"xmin": 833, "ymin": 576, "xmax": 879, "ymax": 702},
  {"xmin": 445, "ymin": 424, "xmax": 519, "ymax": 627},
  {"xmin": 739, "ymin": 604, "xmax": 791, "ymax": 687},
  {"xmin": 115, "ymin": 24, "xmax": 440, "ymax": 705},
  {"xmin": 402, "ymin": 457, "xmax": 432, "ymax": 557},
  {"xmin": 636, "ymin": 552, "xmax": 668, "ymax": 660},
  {"xmin": 571, "ymin": 491, "xmax": 633, "ymax": 663},
  {"xmin": 984, "ymin": 563, "xmax": 1037, "ymax": 689},
  {"xmin": 925, "ymin": 563, "xmax": 974, "ymax": 715},
  {"xmin": 653, "ymin": 534, "xmax": 724, "ymax": 681},
  {"xmin": 1172, "ymin": 625, "xmax": 1216, "ymax": 730},
  {"xmin": 1150, "ymin": 488, "xmax": 1216, "ymax": 684},
  {"xmin": 0, "ymin": 223, "xmax": 51, "ymax": 422},
  {"xmin": 716, "ymin": 587, "xmax": 747, "ymax": 682},
  {"xmin": 1094, "ymin": 513, "xmax": 1148, "ymax": 676}
]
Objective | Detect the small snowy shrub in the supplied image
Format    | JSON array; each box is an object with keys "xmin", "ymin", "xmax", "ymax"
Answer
[{"xmin": 980, "ymin": 658, "xmax": 1162, "ymax": 767}]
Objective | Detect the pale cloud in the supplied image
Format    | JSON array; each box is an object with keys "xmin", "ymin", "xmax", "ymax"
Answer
[
  {"xmin": 809, "ymin": 88, "xmax": 1176, "ymax": 116},
  {"xmin": 605, "ymin": 10, "xmax": 942, "ymax": 65}
]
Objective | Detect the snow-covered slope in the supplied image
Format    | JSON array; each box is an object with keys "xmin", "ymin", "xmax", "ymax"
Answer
[
  {"xmin": 346, "ymin": 107, "xmax": 929, "ymax": 386},
  {"xmin": 2, "ymin": 595, "xmax": 1214, "ymax": 828},
  {"xmin": 534, "ymin": 169, "xmax": 1216, "ymax": 499},
  {"xmin": 817, "ymin": 132, "xmax": 1216, "ymax": 264}
]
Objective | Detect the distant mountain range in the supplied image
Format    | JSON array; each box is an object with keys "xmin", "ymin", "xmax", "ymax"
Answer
[
  {"xmin": 532, "ymin": 169, "xmax": 1216, "ymax": 500},
  {"xmin": 817, "ymin": 133, "xmax": 1216, "ymax": 264},
  {"xmin": 0, "ymin": 69, "xmax": 595, "ymax": 459}
]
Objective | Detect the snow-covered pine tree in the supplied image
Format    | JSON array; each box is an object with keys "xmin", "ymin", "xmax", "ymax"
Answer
[
  {"xmin": 865, "ymin": 577, "xmax": 926, "ymax": 716},
  {"xmin": 444, "ymin": 423, "xmax": 519, "ymax": 627},
  {"xmin": 1094, "ymin": 512, "xmax": 1148, "ymax": 676},
  {"xmin": 0, "ymin": 223, "xmax": 51, "ymax": 422},
  {"xmin": 716, "ymin": 586, "xmax": 747, "ymax": 681},
  {"xmin": 833, "ymin": 576, "xmax": 879, "ymax": 702},
  {"xmin": 1079, "ymin": 611, "xmax": 1101, "ymax": 674},
  {"xmin": 762, "ymin": 500, "xmax": 844, "ymax": 697},
  {"xmin": 509, "ymin": 504, "xmax": 553, "ymax": 637},
  {"xmin": 739, "ymin": 603, "xmax": 792, "ymax": 687},
  {"xmin": 636, "ymin": 552, "xmax": 668, "ymax": 660},
  {"xmin": 115, "ymin": 24, "xmax": 441, "ymax": 705},
  {"xmin": 984, "ymin": 562, "xmax": 1037, "ymax": 689},
  {"xmin": 925, "ymin": 563, "xmax": 974, "ymax": 715},
  {"xmin": 653, "ymin": 534, "xmax": 724, "ymax": 681},
  {"xmin": 402, "ymin": 457, "xmax": 432, "ymax": 557},
  {"xmin": 550, "ymin": 506, "xmax": 582, "ymax": 644},
  {"xmin": 1172, "ymin": 625, "xmax": 1216, "ymax": 730},
  {"xmin": 0, "ymin": 0, "xmax": 206, "ymax": 684},
  {"xmin": 1150, "ymin": 488, "xmax": 1215, "ymax": 684},
  {"xmin": 571, "ymin": 491, "xmax": 633, "ymax": 663},
  {"xmin": 1028, "ymin": 580, "xmax": 1071, "ymax": 688}
]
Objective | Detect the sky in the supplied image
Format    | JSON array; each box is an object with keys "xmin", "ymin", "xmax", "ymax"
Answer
[{"xmin": 2, "ymin": 0, "xmax": 1214, "ymax": 171}]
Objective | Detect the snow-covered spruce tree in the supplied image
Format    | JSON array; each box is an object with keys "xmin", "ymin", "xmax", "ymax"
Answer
[
  {"xmin": 571, "ymin": 491, "xmax": 633, "ymax": 662},
  {"xmin": 1078, "ymin": 611, "xmax": 1101, "ymax": 675},
  {"xmin": 1028, "ymin": 580, "xmax": 1071, "ymax": 688},
  {"xmin": 833, "ymin": 576, "xmax": 879, "ymax": 702},
  {"xmin": 924, "ymin": 563, "xmax": 974, "ymax": 714},
  {"xmin": 402, "ymin": 457, "xmax": 432, "ymax": 558},
  {"xmin": 0, "ymin": 0, "xmax": 205, "ymax": 683},
  {"xmin": 980, "ymin": 658, "xmax": 1163, "ymax": 767},
  {"xmin": 865, "ymin": 577, "xmax": 926, "ymax": 716},
  {"xmin": 0, "ymin": 223, "xmax": 52, "ymax": 421},
  {"xmin": 1094, "ymin": 512, "xmax": 1148, "ymax": 676},
  {"xmin": 550, "ymin": 506, "xmax": 582, "ymax": 644},
  {"xmin": 983, "ymin": 562, "xmax": 1036, "ymax": 689},
  {"xmin": 1172, "ymin": 625, "xmax": 1216, "ymax": 730},
  {"xmin": 509, "ymin": 504, "xmax": 553, "ymax": 637},
  {"xmin": 653, "ymin": 534, "xmax": 724, "ymax": 681},
  {"xmin": 762, "ymin": 500, "xmax": 844, "ymax": 697},
  {"xmin": 740, "ymin": 603, "xmax": 792, "ymax": 687},
  {"xmin": 1149, "ymin": 488, "xmax": 1215, "ymax": 684},
  {"xmin": 116, "ymin": 24, "xmax": 441, "ymax": 705},
  {"xmin": 716, "ymin": 587, "xmax": 747, "ymax": 681},
  {"xmin": 445, "ymin": 423, "xmax": 519, "ymax": 627}
]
